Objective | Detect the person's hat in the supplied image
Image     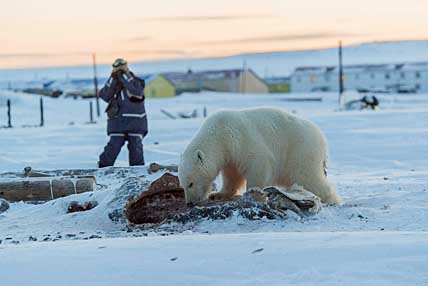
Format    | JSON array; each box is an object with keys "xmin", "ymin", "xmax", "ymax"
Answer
[{"xmin": 112, "ymin": 58, "xmax": 128, "ymax": 68}]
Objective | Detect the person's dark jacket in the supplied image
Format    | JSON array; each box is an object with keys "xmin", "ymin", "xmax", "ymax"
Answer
[{"xmin": 99, "ymin": 72, "xmax": 148, "ymax": 136}]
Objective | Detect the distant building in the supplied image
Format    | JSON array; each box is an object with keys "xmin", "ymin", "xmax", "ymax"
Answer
[
  {"xmin": 162, "ymin": 69, "xmax": 269, "ymax": 94},
  {"xmin": 265, "ymin": 77, "xmax": 290, "ymax": 93},
  {"xmin": 142, "ymin": 74, "xmax": 176, "ymax": 98},
  {"xmin": 290, "ymin": 62, "xmax": 428, "ymax": 93}
]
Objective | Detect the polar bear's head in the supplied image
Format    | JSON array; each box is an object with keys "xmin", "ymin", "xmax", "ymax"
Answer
[{"xmin": 179, "ymin": 150, "xmax": 216, "ymax": 204}]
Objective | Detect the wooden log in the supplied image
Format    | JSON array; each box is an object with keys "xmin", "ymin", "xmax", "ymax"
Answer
[{"xmin": 0, "ymin": 176, "xmax": 96, "ymax": 202}]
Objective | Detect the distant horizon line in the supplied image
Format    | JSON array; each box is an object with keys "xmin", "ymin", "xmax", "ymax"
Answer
[{"xmin": 1, "ymin": 38, "xmax": 427, "ymax": 71}]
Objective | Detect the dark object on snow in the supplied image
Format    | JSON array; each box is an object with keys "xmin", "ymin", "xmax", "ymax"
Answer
[
  {"xmin": 40, "ymin": 97, "xmax": 44, "ymax": 127},
  {"xmin": 161, "ymin": 109, "xmax": 199, "ymax": 120},
  {"xmin": 171, "ymin": 186, "xmax": 321, "ymax": 224},
  {"xmin": 125, "ymin": 173, "xmax": 321, "ymax": 225},
  {"xmin": 252, "ymin": 248, "xmax": 264, "ymax": 254},
  {"xmin": 160, "ymin": 109, "xmax": 177, "ymax": 119},
  {"xmin": 7, "ymin": 99, "xmax": 12, "ymax": 128},
  {"xmin": 125, "ymin": 173, "xmax": 185, "ymax": 224},
  {"xmin": 147, "ymin": 163, "xmax": 178, "ymax": 174},
  {"xmin": 361, "ymin": 95, "xmax": 379, "ymax": 110},
  {"xmin": 88, "ymin": 101, "xmax": 96, "ymax": 124},
  {"xmin": 67, "ymin": 201, "xmax": 98, "ymax": 213},
  {"xmin": 342, "ymin": 92, "xmax": 380, "ymax": 111},
  {"xmin": 0, "ymin": 198, "xmax": 10, "ymax": 213},
  {"xmin": 178, "ymin": 109, "xmax": 197, "ymax": 119}
]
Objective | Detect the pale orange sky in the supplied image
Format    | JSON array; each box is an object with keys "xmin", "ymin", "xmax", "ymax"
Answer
[{"xmin": 1, "ymin": 0, "xmax": 428, "ymax": 69}]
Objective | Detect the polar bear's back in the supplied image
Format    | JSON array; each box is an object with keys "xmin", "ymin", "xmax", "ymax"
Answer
[
  {"xmin": 202, "ymin": 107, "xmax": 327, "ymax": 167},
  {"xmin": 207, "ymin": 107, "xmax": 320, "ymax": 144}
]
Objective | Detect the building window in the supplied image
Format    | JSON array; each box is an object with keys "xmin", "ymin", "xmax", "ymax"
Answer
[
  {"xmin": 385, "ymin": 73, "xmax": 390, "ymax": 80},
  {"xmin": 416, "ymin": 71, "xmax": 421, "ymax": 78},
  {"xmin": 311, "ymin": 75, "xmax": 317, "ymax": 83},
  {"xmin": 416, "ymin": 84, "xmax": 420, "ymax": 90},
  {"xmin": 370, "ymin": 73, "xmax": 375, "ymax": 79},
  {"xmin": 401, "ymin": 72, "xmax": 405, "ymax": 79},
  {"xmin": 324, "ymin": 74, "xmax": 330, "ymax": 82},
  {"xmin": 355, "ymin": 74, "xmax": 360, "ymax": 80},
  {"xmin": 296, "ymin": 76, "xmax": 301, "ymax": 83}
]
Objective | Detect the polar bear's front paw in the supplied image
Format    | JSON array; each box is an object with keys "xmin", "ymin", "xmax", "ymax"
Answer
[
  {"xmin": 209, "ymin": 192, "xmax": 226, "ymax": 201},
  {"xmin": 209, "ymin": 191, "xmax": 232, "ymax": 202},
  {"xmin": 209, "ymin": 191, "xmax": 241, "ymax": 202}
]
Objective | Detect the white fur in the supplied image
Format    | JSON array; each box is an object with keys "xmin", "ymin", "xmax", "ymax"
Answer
[{"xmin": 178, "ymin": 107, "xmax": 342, "ymax": 205}]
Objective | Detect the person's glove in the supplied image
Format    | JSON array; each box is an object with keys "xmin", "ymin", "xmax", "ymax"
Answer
[
  {"xmin": 112, "ymin": 66, "xmax": 122, "ymax": 74},
  {"xmin": 111, "ymin": 70, "xmax": 123, "ymax": 80},
  {"xmin": 112, "ymin": 64, "xmax": 129, "ymax": 74}
]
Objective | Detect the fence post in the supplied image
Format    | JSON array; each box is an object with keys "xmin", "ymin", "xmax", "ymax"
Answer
[
  {"xmin": 92, "ymin": 53, "xmax": 100, "ymax": 117},
  {"xmin": 89, "ymin": 101, "xmax": 94, "ymax": 123},
  {"xmin": 40, "ymin": 97, "xmax": 44, "ymax": 127},
  {"xmin": 7, "ymin": 99, "xmax": 11, "ymax": 128},
  {"xmin": 338, "ymin": 41, "xmax": 344, "ymax": 109},
  {"xmin": 203, "ymin": 106, "xmax": 207, "ymax": 118}
]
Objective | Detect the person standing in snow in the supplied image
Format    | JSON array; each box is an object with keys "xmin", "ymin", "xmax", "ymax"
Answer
[{"xmin": 98, "ymin": 59, "xmax": 147, "ymax": 167}]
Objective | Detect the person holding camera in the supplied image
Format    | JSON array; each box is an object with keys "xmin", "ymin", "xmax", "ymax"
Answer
[{"xmin": 98, "ymin": 59, "xmax": 147, "ymax": 167}]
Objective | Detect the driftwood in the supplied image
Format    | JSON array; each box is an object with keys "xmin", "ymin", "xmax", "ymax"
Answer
[
  {"xmin": 24, "ymin": 166, "xmax": 51, "ymax": 178},
  {"xmin": 177, "ymin": 109, "xmax": 197, "ymax": 119},
  {"xmin": 160, "ymin": 109, "xmax": 199, "ymax": 120},
  {"xmin": 0, "ymin": 176, "xmax": 96, "ymax": 202},
  {"xmin": 125, "ymin": 173, "xmax": 321, "ymax": 225},
  {"xmin": 160, "ymin": 109, "xmax": 177, "ymax": 119},
  {"xmin": 147, "ymin": 163, "xmax": 178, "ymax": 174}
]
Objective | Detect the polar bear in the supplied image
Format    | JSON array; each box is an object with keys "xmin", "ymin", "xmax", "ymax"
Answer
[{"xmin": 178, "ymin": 107, "xmax": 341, "ymax": 205}]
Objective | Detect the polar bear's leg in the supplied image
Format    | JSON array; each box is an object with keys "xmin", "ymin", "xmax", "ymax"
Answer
[
  {"xmin": 209, "ymin": 164, "xmax": 245, "ymax": 201},
  {"xmin": 318, "ymin": 180, "xmax": 342, "ymax": 205},
  {"xmin": 293, "ymin": 161, "xmax": 342, "ymax": 205},
  {"xmin": 304, "ymin": 176, "xmax": 342, "ymax": 205}
]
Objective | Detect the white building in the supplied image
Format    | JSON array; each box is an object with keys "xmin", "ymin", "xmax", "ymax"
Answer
[{"xmin": 290, "ymin": 62, "xmax": 428, "ymax": 93}]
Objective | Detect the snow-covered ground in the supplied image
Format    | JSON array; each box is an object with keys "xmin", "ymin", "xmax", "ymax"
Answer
[
  {"xmin": 2, "ymin": 232, "xmax": 427, "ymax": 286},
  {"xmin": 0, "ymin": 90, "xmax": 427, "ymax": 285}
]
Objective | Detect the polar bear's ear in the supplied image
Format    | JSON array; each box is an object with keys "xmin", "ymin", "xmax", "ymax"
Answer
[{"xmin": 195, "ymin": 150, "xmax": 205, "ymax": 165}]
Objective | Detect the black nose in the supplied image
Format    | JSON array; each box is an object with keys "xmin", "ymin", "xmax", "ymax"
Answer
[{"xmin": 186, "ymin": 202, "xmax": 194, "ymax": 207}]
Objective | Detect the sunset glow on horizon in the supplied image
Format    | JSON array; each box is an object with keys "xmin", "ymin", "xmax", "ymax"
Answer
[{"xmin": 1, "ymin": 0, "xmax": 428, "ymax": 69}]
